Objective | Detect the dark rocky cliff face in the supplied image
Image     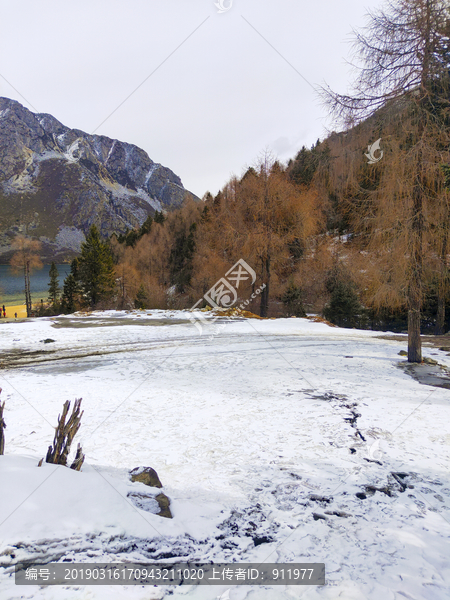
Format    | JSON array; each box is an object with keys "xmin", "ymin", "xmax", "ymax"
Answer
[{"xmin": 0, "ymin": 97, "xmax": 198, "ymax": 262}]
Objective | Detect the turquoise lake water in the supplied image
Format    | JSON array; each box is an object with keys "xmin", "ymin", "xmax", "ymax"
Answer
[{"xmin": 0, "ymin": 264, "xmax": 71, "ymax": 306}]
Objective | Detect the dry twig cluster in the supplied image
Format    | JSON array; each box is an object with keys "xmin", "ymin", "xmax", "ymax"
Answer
[{"xmin": 44, "ymin": 399, "xmax": 85, "ymax": 471}]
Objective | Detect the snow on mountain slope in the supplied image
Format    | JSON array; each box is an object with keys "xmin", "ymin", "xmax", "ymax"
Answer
[{"xmin": 0, "ymin": 97, "xmax": 198, "ymax": 262}]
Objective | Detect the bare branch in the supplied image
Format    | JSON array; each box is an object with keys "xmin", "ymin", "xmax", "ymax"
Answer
[{"xmin": 45, "ymin": 399, "xmax": 84, "ymax": 468}]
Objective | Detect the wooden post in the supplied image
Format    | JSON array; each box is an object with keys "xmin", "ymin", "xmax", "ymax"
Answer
[
  {"xmin": 0, "ymin": 389, "xmax": 5, "ymax": 455},
  {"xmin": 25, "ymin": 260, "xmax": 32, "ymax": 318}
]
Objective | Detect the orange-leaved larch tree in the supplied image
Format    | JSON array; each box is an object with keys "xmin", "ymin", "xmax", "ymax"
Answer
[
  {"xmin": 321, "ymin": 0, "xmax": 450, "ymax": 362},
  {"xmin": 193, "ymin": 154, "xmax": 320, "ymax": 316}
]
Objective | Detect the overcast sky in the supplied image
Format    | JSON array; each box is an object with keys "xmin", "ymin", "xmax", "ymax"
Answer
[{"xmin": 0, "ymin": 0, "xmax": 384, "ymax": 198}]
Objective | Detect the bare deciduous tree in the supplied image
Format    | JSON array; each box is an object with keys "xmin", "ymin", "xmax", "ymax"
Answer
[{"xmin": 321, "ymin": 0, "xmax": 450, "ymax": 362}]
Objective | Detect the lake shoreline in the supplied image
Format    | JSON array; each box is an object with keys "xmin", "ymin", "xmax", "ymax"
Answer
[
  {"xmin": 0, "ymin": 303, "xmax": 28, "ymax": 318},
  {"xmin": 0, "ymin": 264, "xmax": 70, "ymax": 307},
  {"xmin": 0, "ymin": 293, "xmax": 54, "ymax": 308}
]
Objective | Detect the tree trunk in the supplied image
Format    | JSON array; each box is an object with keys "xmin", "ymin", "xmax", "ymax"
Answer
[
  {"xmin": 260, "ymin": 160, "xmax": 271, "ymax": 319},
  {"xmin": 435, "ymin": 234, "xmax": 447, "ymax": 335},
  {"xmin": 407, "ymin": 144, "xmax": 423, "ymax": 363},
  {"xmin": 0, "ymin": 394, "xmax": 5, "ymax": 456},
  {"xmin": 407, "ymin": 238, "xmax": 423, "ymax": 363},
  {"xmin": 260, "ymin": 281, "xmax": 269, "ymax": 317},
  {"xmin": 407, "ymin": 233, "xmax": 422, "ymax": 362},
  {"xmin": 25, "ymin": 260, "xmax": 32, "ymax": 318},
  {"xmin": 408, "ymin": 306, "xmax": 422, "ymax": 362},
  {"xmin": 436, "ymin": 289, "xmax": 446, "ymax": 335},
  {"xmin": 259, "ymin": 256, "xmax": 270, "ymax": 317}
]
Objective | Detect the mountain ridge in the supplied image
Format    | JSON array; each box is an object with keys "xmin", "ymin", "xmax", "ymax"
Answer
[{"xmin": 0, "ymin": 97, "xmax": 198, "ymax": 262}]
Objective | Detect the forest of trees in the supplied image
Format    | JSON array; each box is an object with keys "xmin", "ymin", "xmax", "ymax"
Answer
[{"xmin": 9, "ymin": 0, "xmax": 450, "ymax": 365}]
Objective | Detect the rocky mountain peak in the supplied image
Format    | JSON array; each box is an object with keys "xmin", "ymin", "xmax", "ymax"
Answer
[{"xmin": 0, "ymin": 97, "xmax": 198, "ymax": 262}]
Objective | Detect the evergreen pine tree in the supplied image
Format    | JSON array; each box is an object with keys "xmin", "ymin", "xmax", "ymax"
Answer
[
  {"xmin": 61, "ymin": 273, "xmax": 78, "ymax": 314},
  {"xmin": 169, "ymin": 222, "xmax": 196, "ymax": 293},
  {"xmin": 154, "ymin": 210, "xmax": 166, "ymax": 224},
  {"xmin": 323, "ymin": 281, "xmax": 364, "ymax": 328},
  {"xmin": 281, "ymin": 282, "xmax": 306, "ymax": 317},
  {"xmin": 288, "ymin": 141, "xmax": 329, "ymax": 186},
  {"xmin": 117, "ymin": 230, "xmax": 127, "ymax": 244},
  {"xmin": 135, "ymin": 284, "xmax": 148, "ymax": 309},
  {"xmin": 47, "ymin": 262, "xmax": 61, "ymax": 306},
  {"xmin": 125, "ymin": 229, "xmax": 139, "ymax": 247},
  {"xmin": 78, "ymin": 225, "xmax": 116, "ymax": 306},
  {"xmin": 139, "ymin": 215, "xmax": 153, "ymax": 236},
  {"xmin": 60, "ymin": 258, "xmax": 87, "ymax": 313}
]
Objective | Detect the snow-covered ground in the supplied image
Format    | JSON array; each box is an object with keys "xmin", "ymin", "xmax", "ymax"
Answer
[{"xmin": 0, "ymin": 310, "xmax": 449, "ymax": 600}]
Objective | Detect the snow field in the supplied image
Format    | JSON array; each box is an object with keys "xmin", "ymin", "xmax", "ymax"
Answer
[{"xmin": 0, "ymin": 312, "xmax": 449, "ymax": 599}]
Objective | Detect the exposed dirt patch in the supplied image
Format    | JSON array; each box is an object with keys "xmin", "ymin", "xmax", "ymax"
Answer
[
  {"xmin": 306, "ymin": 315, "xmax": 338, "ymax": 327},
  {"xmin": 0, "ymin": 341, "xmax": 176, "ymax": 369},
  {"xmin": 0, "ymin": 348, "xmax": 57, "ymax": 368},
  {"xmin": 50, "ymin": 317, "xmax": 192, "ymax": 329},
  {"xmin": 377, "ymin": 333, "xmax": 450, "ymax": 350}
]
